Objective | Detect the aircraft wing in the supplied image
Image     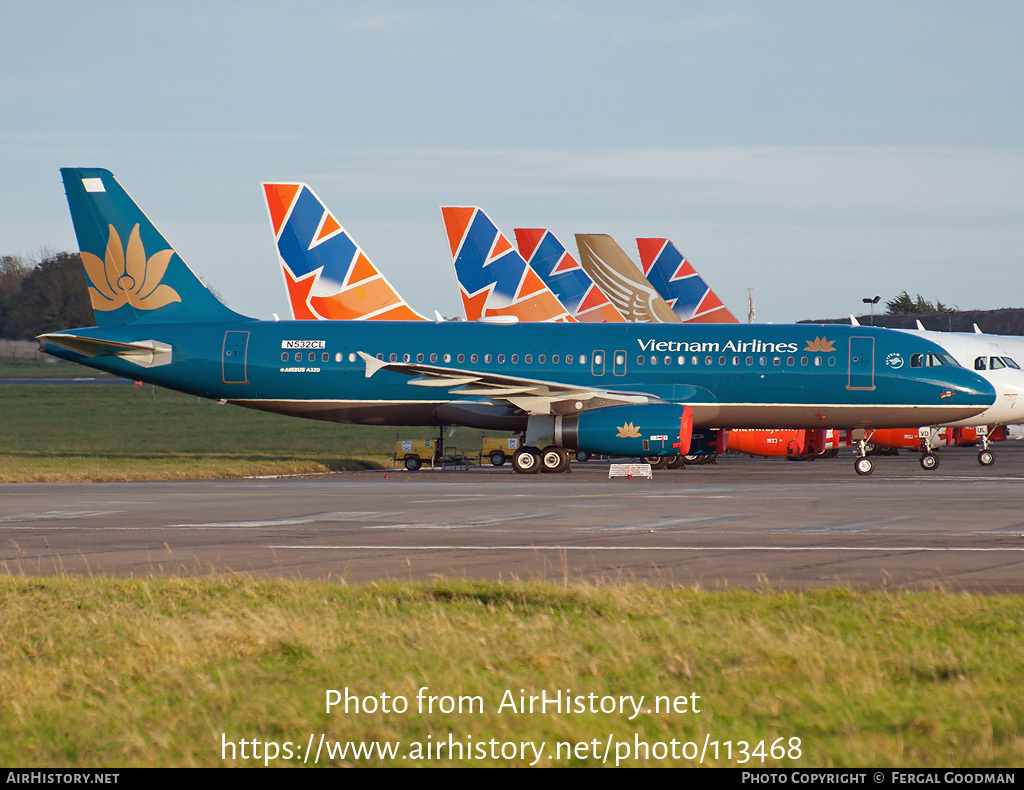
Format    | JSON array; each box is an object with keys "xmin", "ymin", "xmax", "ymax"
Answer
[{"xmin": 358, "ymin": 351, "xmax": 655, "ymax": 415}]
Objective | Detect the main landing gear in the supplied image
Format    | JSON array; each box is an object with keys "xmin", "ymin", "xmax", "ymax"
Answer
[{"xmin": 512, "ymin": 445, "xmax": 571, "ymax": 474}]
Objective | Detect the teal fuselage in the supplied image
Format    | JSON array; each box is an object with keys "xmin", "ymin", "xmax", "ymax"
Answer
[{"xmin": 42, "ymin": 318, "xmax": 995, "ymax": 432}]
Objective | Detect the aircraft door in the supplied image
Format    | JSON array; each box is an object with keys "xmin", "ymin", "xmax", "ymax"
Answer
[
  {"xmin": 222, "ymin": 330, "xmax": 250, "ymax": 384},
  {"xmin": 847, "ymin": 336, "xmax": 875, "ymax": 390},
  {"xmin": 591, "ymin": 350, "xmax": 605, "ymax": 376}
]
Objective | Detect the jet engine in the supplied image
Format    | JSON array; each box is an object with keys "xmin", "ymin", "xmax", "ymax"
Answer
[{"xmin": 554, "ymin": 404, "xmax": 693, "ymax": 457}]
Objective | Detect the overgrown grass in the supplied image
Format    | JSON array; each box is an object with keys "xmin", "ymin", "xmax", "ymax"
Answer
[
  {"xmin": 0, "ymin": 384, "xmax": 496, "ymax": 481},
  {"xmin": 1, "ymin": 577, "xmax": 1022, "ymax": 767}
]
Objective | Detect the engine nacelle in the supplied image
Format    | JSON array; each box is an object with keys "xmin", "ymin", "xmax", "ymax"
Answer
[{"xmin": 555, "ymin": 404, "xmax": 693, "ymax": 457}]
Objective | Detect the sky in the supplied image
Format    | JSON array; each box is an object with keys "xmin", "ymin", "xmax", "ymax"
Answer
[{"xmin": 2, "ymin": 1, "xmax": 1022, "ymax": 324}]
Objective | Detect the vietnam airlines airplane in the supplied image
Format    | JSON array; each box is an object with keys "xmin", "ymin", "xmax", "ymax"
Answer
[{"xmin": 39, "ymin": 169, "xmax": 996, "ymax": 477}]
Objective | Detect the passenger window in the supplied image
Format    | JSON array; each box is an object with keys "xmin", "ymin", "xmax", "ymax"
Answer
[
  {"xmin": 484, "ymin": 354, "xmax": 491, "ymax": 363},
  {"xmin": 786, "ymin": 356, "xmax": 794, "ymax": 366},
  {"xmin": 525, "ymin": 354, "xmax": 532, "ymax": 364},
  {"xmin": 678, "ymin": 356, "xmax": 686, "ymax": 365},
  {"xmin": 745, "ymin": 356, "xmax": 753, "ymax": 366},
  {"xmin": 759, "ymin": 356, "xmax": 767, "ymax": 366},
  {"xmin": 552, "ymin": 355, "xmax": 559, "ymax": 364},
  {"xmin": 692, "ymin": 356, "xmax": 699, "ymax": 365},
  {"xmin": 471, "ymin": 354, "xmax": 478, "ymax": 363},
  {"xmin": 566, "ymin": 355, "xmax": 573, "ymax": 364},
  {"xmin": 511, "ymin": 354, "xmax": 519, "ymax": 364},
  {"xmin": 538, "ymin": 354, "xmax": 546, "ymax": 364},
  {"xmin": 664, "ymin": 356, "xmax": 671, "ymax": 366},
  {"xmin": 800, "ymin": 356, "xmax": 808, "ymax": 366},
  {"xmin": 773, "ymin": 357, "xmax": 781, "ymax": 366},
  {"xmin": 376, "ymin": 353, "xmax": 384, "ymax": 361},
  {"xmin": 497, "ymin": 354, "xmax": 505, "ymax": 364},
  {"xmin": 636, "ymin": 355, "xmax": 645, "ymax": 365},
  {"xmin": 732, "ymin": 356, "xmax": 739, "ymax": 366},
  {"xmin": 457, "ymin": 354, "xmax": 465, "ymax": 363},
  {"xmin": 295, "ymin": 352, "xmax": 303, "ymax": 361},
  {"xmin": 281, "ymin": 352, "xmax": 288, "ymax": 362},
  {"xmin": 430, "ymin": 353, "xmax": 437, "ymax": 363},
  {"xmin": 814, "ymin": 357, "xmax": 822, "ymax": 367},
  {"xmin": 705, "ymin": 356, "xmax": 713, "ymax": 366},
  {"xmin": 650, "ymin": 356, "xmax": 657, "ymax": 365},
  {"xmin": 322, "ymin": 352, "xmax": 329, "ymax": 362},
  {"xmin": 578, "ymin": 354, "xmax": 585, "ymax": 365},
  {"xmin": 718, "ymin": 356, "xmax": 726, "ymax": 366},
  {"xmin": 389, "ymin": 353, "xmax": 397, "ymax": 362},
  {"xmin": 417, "ymin": 353, "xmax": 424, "ymax": 363},
  {"xmin": 828, "ymin": 357, "xmax": 836, "ymax": 366},
  {"xmin": 443, "ymin": 353, "xmax": 451, "ymax": 363}
]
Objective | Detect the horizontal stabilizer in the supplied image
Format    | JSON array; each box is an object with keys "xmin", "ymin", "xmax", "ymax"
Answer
[{"xmin": 38, "ymin": 333, "xmax": 172, "ymax": 368}]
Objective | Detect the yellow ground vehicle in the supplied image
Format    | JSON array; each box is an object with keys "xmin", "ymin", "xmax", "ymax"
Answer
[
  {"xmin": 394, "ymin": 438, "xmax": 468, "ymax": 471},
  {"xmin": 480, "ymin": 437, "xmax": 520, "ymax": 467}
]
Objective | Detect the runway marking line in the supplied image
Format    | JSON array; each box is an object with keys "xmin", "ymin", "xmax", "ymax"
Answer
[{"xmin": 268, "ymin": 544, "xmax": 1024, "ymax": 553}]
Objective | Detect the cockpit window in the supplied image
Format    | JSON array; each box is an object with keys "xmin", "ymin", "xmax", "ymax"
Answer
[
  {"xmin": 975, "ymin": 356, "xmax": 988, "ymax": 370},
  {"xmin": 927, "ymin": 353, "xmax": 958, "ymax": 367},
  {"xmin": 989, "ymin": 356, "xmax": 1006, "ymax": 370},
  {"xmin": 1003, "ymin": 357, "xmax": 1021, "ymax": 369},
  {"xmin": 910, "ymin": 353, "xmax": 923, "ymax": 368}
]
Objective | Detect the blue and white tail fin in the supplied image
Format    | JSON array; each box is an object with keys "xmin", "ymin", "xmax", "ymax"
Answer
[
  {"xmin": 441, "ymin": 206, "xmax": 575, "ymax": 323},
  {"xmin": 635, "ymin": 238, "xmax": 738, "ymax": 324},
  {"xmin": 60, "ymin": 168, "xmax": 245, "ymax": 325},
  {"xmin": 262, "ymin": 182, "xmax": 427, "ymax": 321}
]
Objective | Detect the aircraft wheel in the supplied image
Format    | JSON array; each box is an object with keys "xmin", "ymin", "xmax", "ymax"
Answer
[
  {"xmin": 920, "ymin": 452, "xmax": 939, "ymax": 471},
  {"xmin": 540, "ymin": 446, "xmax": 571, "ymax": 473},
  {"xmin": 978, "ymin": 450, "xmax": 995, "ymax": 467},
  {"xmin": 854, "ymin": 457, "xmax": 874, "ymax": 476},
  {"xmin": 512, "ymin": 447, "xmax": 542, "ymax": 474},
  {"xmin": 667, "ymin": 455, "xmax": 686, "ymax": 469},
  {"xmin": 404, "ymin": 455, "xmax": 422, "ymax": 472},
  {"xmin": 575, "ymin": 450, "xmax": 591, "ymax": 463},
  {"xmin": 490, "ymin": 451, "xmax": 506, "ymax": 467},
  {"xmin": 642, "ymin": 455, "xmax": 670, "ymax": 470}
]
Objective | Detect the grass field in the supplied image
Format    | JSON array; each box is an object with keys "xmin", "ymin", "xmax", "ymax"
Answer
[
  {"xmin": 1, "ymin": 576, "xmax": 1022, "ymax": 767},
  {"xmin": 0, "ymin": 382, "xmax": 497, "ymax": 481}
]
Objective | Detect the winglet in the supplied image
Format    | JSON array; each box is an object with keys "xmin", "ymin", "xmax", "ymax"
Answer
[
  {"xmin": 358, "ymin": 350, "xmax": 389, "ymax": 378},
  {"xmin": 916, "ymin": 319, "xmax": 926, "ymax": 330},
  {"xmin": 434, "ymin": 310, "xmax": 445, "ymax": 323},
  {"xmin": 849, "ymin": 315, "xmax": 860, "ymax": 326},
  {"xmin": 974, "ymin": 323, "xmax": 983, "ymax": 334}
]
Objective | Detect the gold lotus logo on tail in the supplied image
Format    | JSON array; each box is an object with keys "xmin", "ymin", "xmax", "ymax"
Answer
[
  {"xmin": 81, "ymin": 224, "xmax": 181, "ymax": 311},
  {"xmin": 804, "ymin": 336, "xmax": 836, "ymax": 353},
  {"xmin": 616, "ymin": 422, "xmax": 642, "ymax": 438}
]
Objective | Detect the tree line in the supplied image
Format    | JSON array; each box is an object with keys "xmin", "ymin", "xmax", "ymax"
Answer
[{"xmin": 0, "ymin": 251, "xmax": 94, "ymax": 339}]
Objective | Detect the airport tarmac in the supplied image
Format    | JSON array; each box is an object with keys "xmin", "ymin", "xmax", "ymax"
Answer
[{"xmin": 2, "ymin": 448, "xmax": 1024, "ymax": 591}]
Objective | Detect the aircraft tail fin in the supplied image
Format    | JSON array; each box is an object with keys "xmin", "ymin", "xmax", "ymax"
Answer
[
  {"xmin": 60, "ymin": 168, "xmax": 246, "ymax": 325},
  {"xmin": 441, "ymin": 207, "xmax": 575, "ymax": 322},
  {"xmin": 262, "ymin": 183, "xmax": 427, "ymax": 321},
  {"xmin": 514, "ymin": 228, "xmax": 625, "ymax": 323},
  {"xmin": 635, "ymin": 238, "xmax": 738, "ymax": 323},
  {"xmin": 574, "ymin": 234, "xmax": 679, "ymax": 323}
]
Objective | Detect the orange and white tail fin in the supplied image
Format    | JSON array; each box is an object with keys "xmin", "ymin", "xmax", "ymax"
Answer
[{"xmin": 262, "ymin": 183, "xmax": 427, "ymax": 321}]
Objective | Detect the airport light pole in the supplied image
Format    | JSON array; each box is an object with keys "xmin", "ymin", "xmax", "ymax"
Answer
[{"xmin": 862, "ymin": 295, "xmax": 880, "ymax": 326}]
